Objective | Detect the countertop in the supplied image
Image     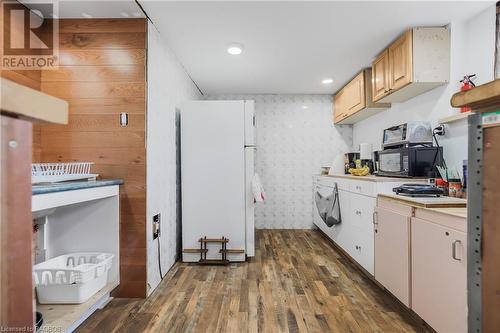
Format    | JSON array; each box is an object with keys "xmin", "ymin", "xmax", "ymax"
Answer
[
  {"xmin": 317, "ymin": 174, "xmax": 428, "ymax": 183},
  {"xmin": 32, "ymin": 179, "xmax": 123, "ymax": 195},
  {"xmin": 379, "ymin": 193, "xmax": 466, "ymax": 209},
  {"xmin": 425, "ymin": 207, "xmax": 467, "ymax": 219}
]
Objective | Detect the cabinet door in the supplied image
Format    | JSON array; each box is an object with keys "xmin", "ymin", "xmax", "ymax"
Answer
[
  {"xmin": 372, "ymin": 50, "xmax": 390, "ymax": 101},
  {"xmin": 411, "ymin": 218, "xmax": 467, "ymax": 333},
  {"xmin": 374, "ymin": 206, "xmax": 410, "ymax": 307},
  {"xmin": 333, "ymin": 89, "xmax": 347, "ymax": 123},
  {"xmin": 331, "ymin": 190, "xmax": 352, "ymax": 253},
  {"xmin": 388, "ymin": 30, "xmax": 413, "ymax": 91},
  {"xmin": 0, "ymin": 116, "xmax": 34, "ymax": 330},
  {"xmin": 344, "ymin": 72, "xmax": 365, "ymax": 116}
]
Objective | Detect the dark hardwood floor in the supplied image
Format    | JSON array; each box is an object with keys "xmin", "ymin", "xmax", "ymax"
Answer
[{"xmin": 76, "ymin": 229, "xmax": 428, "ymax": 333}]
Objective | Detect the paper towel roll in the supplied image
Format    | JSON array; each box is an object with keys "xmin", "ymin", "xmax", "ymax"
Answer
[{"xmin": 359, "ymin": 143, "xmax": 372, "ymax": 160}]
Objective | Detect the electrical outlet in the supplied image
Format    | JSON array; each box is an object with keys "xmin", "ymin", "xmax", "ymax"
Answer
[{"xmin": 153, "ymin": 213, "xmax": 160, "ymax": 240}]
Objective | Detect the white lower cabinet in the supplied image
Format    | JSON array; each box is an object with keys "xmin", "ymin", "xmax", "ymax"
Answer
[
  {"xmin": 411, "ymin": 217, "xmax": 467, "ymax": 333},
  {"xmin": 374, "ymin": 206, "xmax": 411, "ymax": 307},
  {"xmin": 374, "ymin": 197, "xmax": 467, "ymax": 333}
]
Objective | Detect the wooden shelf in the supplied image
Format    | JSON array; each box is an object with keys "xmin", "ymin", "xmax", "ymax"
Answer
[
  {"xmin": 198, "ymin": 259, "xmax": 230, "ymax": 265},
  {"xmin": 37, "ymin": 282, "xmax": 118, "ymax": 332},
  {"xmin": 183, "ymin": 248, "xmax": 208, "ymax": 253},
  {"xmin": 199, "ymin": 238, "xmax": 229, "ymax": 243},
  {"xmin": 220, "ymin": 249, "xmax": 245, "ymax": 254},
  {"xmin": 451, "ymin": 79, "xmax": 500, "ymax": 112},
  {"xmin": 0, "ymin": 78, "xmax": 68, "ymax": 124},
  {"xmin": 438, "ymin": 112, "xmax": 472, "ymax": 124}
]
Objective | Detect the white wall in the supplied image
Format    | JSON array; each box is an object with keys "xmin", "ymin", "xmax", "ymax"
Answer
[
  {"xmin": 147, "ymin": 21, "xmax": 201, "ymax": 295},
  {"xmin": 206, "ymin": 94, "xmax": 353, "ymax": 229},
  {"xmin": 352, "ymin": 5, "xmax": 496, "ymax": 173}
]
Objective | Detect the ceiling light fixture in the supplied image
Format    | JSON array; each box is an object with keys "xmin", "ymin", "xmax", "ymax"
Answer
[
  {"xmin": 321, "ymin": 78, "xmax": 334, "ymax": 84},
  {"xmin": 227, "ymin": 43, "xmax": 244, "ymax": 55}
]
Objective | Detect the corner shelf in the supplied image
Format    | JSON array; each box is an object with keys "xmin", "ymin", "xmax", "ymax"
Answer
[
  {"xmin": 438, "ymin": 112, "xmax": 472, "ymax": 124},
  {"xmin": 37, "ymin": 282, "xmax": 118, "ymax": 333}
]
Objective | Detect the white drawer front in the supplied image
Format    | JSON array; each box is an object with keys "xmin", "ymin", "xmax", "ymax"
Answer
[{"xmin": 350, "ymin": 181, "xmax": 376, "ymax": 197}]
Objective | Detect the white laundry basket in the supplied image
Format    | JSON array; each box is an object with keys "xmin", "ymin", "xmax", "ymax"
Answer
[{"xmin": 33, "ymin": 252, "xmax": 114, "ymax": 304}]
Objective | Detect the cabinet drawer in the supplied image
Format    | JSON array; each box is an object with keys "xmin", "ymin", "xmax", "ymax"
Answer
[{"xmin": 349, "ymin": 181, "xmax": 375, "ymax": 197}]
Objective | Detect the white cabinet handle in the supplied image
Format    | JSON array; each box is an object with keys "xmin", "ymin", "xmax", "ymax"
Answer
[{"xmin": 452, "ymin": 240, "xmax": 461, "ymax": 261}]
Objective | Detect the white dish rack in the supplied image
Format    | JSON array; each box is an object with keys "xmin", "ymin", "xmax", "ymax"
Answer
[
  {"xmin": 32, "ymin": 162, "xmax": 98, "ymax": 184},
  {"xmin": 33, "ymin": 252, "xmax": 114, "ymax": 304}
]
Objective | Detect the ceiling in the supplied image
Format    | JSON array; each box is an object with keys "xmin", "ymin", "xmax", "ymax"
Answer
[
  {"xmin": 139, "ymin": 1, "xmax": 493, "ymax": 95},
  {"xmin": 21, "ymin": 0, "xmax": 144, "ymax": 19}
]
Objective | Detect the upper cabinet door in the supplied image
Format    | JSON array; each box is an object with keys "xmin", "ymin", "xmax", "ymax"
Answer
[
  {"xmin": 372, "ymin": 50, "xmax": 390, "ymax": 102},
  {"xmin": 333, "ymin": 89, "xmax": 347, "ymax": 123},
  {"xmin": 344, "ymin": 72, "xmax": 366, "ymax": 116},
  {"xmin": 388, "ymin": 30, "xmax": 413, "ymax": 91}
]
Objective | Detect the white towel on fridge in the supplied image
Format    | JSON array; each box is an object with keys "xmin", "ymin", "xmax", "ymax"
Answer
[{"xmin": 252, "ymin": 173, "xmax": 266, "ymax": 202}]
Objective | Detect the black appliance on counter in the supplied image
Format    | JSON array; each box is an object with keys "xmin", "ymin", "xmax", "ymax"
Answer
[
  {"xmin": 377, "ymin": 146, "xmax": 443, "ymax": 178},
  {"xmin": 344, "ymin": 152, "xmax": 360, "ymax": 174},
  {"xmin": 393, "ymin": 183, "xmax": 445, "ymax": 197},
  {"xmin": 375, "ymin": 121, "xmax": 444, "ymax": 178}
]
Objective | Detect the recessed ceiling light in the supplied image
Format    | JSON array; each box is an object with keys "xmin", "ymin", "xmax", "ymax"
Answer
[
  {"xmin": 301, "ymin": 105, "xmax": 309, "ymax": 109},
  {"xmin": 227, "ymin": 43, "xmax": 244, "ymax": 55},
  {"xmin": 322, "ymin": 78, "xmax": 334, "ymax": 84},
  {"xmin": 81, "ymin": 12, "xmax": 92, "ymax": 18}
]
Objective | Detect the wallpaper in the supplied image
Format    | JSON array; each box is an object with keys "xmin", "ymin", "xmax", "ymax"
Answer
[
  {"xmin": 206, "ymin": 94, "xmax": 353, "ymax": 229},
  {"xmin": 146, "ymin": 23, "xmax": 202, "ymax": 295}
]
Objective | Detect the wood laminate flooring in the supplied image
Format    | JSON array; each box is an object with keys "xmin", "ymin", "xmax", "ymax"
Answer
[{"xmin": 76, "ymin": 230, "xmax": 429, "ymax": 333}]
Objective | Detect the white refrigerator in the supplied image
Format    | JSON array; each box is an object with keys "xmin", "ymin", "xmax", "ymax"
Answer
[{"xmin": 181, "ymin": 100, "xmax": 255, "ymax": 262}]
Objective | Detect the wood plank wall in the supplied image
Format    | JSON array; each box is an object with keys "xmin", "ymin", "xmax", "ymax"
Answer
[
  {"xmin": 39, "ymin": 19, "xmax": 147, "ymax": 298},
  {"xmin": 0, "ymin": 0, "xmax": 42, "ymax": 161}
]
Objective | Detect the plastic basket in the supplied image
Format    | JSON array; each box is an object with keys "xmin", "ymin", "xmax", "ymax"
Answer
[
  {"xmin": 33, "ymin": 253, "xmax": 114, "ymax": 304},
  {"xmin": 33, "ymin": 253, "xmax": 113, "ymax": 285}
]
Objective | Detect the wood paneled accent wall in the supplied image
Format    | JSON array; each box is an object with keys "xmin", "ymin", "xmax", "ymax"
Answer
[
  {"xmin": 0, "ymin": 0, "xmax": 43, "ymax": 161},
  {"xmin": 39, "ymin": 19, "xmax": 147, "ymax": 298}
]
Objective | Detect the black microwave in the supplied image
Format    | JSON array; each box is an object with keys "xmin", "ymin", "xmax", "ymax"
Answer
[{"xmin": 377, "ymin": 146, "xmax": 442, "ymax": 178}]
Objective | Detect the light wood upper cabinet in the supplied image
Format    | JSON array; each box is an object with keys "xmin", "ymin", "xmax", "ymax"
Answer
[
  {"xmin": 372, "ymin": 50, "xmax": 390, "ymax": 101},
  {"xmin": 344, "ymin": 72, "xmax": 365, "ymax": 116},
  {"xmin": 333, "ymin": 69, "xmax": 390, "ymax": 125},
  {"xmin": 388, "ymin": 30, "xmax": 413, "ymax": 91},
  {"xmin": 372, "ymin": 27, "xmax": 449, "ymax": 103}
]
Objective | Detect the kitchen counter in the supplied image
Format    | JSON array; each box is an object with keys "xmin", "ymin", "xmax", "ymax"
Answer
[
  {"xmin": 378, "ymin": 193, "xmax": 466, "ymax": 208},
  {"xmin": 319, "ymin": 174, "xmax": 428, "ymax": 183},
  {"xmin": 33, "ymin": 179, "xmax": 123, "ymax": 195},
  {"xmin": 425, "ymin": 207, "xmax": 467, "ymax": 219}
]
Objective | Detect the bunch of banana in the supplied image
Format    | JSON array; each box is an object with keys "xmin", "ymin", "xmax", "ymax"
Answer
[{"xmin": 348, "ymin": 166, "xmax": 370, "ymax": 177}]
